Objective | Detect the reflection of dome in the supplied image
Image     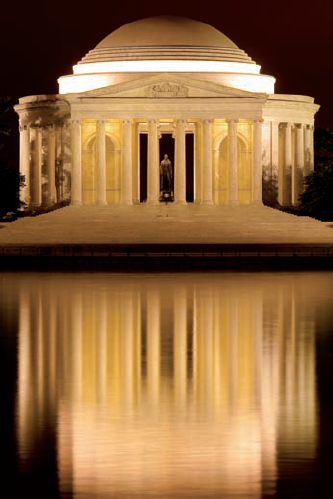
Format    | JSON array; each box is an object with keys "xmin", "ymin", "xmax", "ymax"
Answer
[{"xmin": 78, "ymin": 16, "xmax": 256, "ymax": 66}]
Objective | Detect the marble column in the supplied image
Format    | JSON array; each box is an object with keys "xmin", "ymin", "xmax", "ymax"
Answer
[
  {"xmin": 309, "ymin": 125, "xmax": 314, "ymax": 172},
  {"xmin": 174, "ymin": 119, "xmax": 186, "ymax": 204},
  {"xmin": 201, "ymin": 119, "xmax": 213, "ymax": 204},
  {"xmin": 252, "ymin": 119, "xmax": 263, "ymax": 204},
  {"xmin": 147, "ymin": 119, "xmax": 159, "ymax": 204},
  {"xmin": 293, "ymin": 124, "xmax": 304, "ymax": 206},
  {"xmin": 121, "ymin": 119, "xmax": 133, "ymax": 205},
  {"xmin": 30, "ymin": 126, "xmax": 42, "ymax": 208},
  {"xmin": 96, "ymin": 119, "xmax": 107, "ymax": 205},
  {"xmin": 194, "ymin": 122, "xmax": 202, "ymax": 203},
  {"xmin": 285, "ymin": 122, "xmax": 292, "ymax": 175},
  {"xmin": 271, "ymin": 122, "xmax": 279, "ymax": 181},
  {"xmin": 71, "ymin": 119, "xmax": 82, "ymax": 206},
  {"xmin": 227, "ymin": 119, "xmax": 238, "ymax": 205},
  {"xmin": 19, "ymin": 125, "xmax": 30, "ymax": 208},
  {"xmin": 46, "ymin": 124, "xmax": 56, "ymax": 206},
  {"xmin": 285, "ymin": 122, "xmax": 292, "ymax": 206},
  {"xmin": 304, "ymin": 125, "xmax": 311, "ymax": 177}
]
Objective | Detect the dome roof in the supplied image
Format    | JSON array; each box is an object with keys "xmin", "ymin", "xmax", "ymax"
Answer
[{"xmin": 78, "ymin": 16, "xmax": 256, "ymax": 65}]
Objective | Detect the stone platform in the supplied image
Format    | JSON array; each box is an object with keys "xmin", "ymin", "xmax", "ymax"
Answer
[{"xmin": 1, "ymin": 205, "xmax": 333, "ymax": 270}]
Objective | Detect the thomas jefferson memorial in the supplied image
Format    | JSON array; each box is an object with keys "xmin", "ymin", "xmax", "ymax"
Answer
[{"xmin": 15, "ymin": 16, "xmax": 319, "ymax": 209}]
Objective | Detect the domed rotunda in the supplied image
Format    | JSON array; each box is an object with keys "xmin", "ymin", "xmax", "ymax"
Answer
[{"xmin": 15, "ymin": 16, "xmax": 319, "ymax": 209}]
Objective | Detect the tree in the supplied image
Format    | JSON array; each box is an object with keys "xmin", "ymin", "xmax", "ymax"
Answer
[
  {"xmin": 0, "ymin": 97, "xmax": 22, "ymax": 217},
  {"xmin": 299, "ymin": 127, "xmax": 333, "ymax": 221}
]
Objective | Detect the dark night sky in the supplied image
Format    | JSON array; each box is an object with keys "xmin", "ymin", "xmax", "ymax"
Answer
[{"xmin": 1, "ymin": 0, "xmax": 332, "ymax": 130}]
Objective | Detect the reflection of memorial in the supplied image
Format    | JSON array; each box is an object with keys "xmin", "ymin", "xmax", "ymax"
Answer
[{"xmin": 16, "ymin": 274, "xmax": 318, "ymax": 497}]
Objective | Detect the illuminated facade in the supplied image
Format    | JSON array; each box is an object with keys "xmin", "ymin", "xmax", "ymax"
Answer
[{"xmin": 15, "ymin": 16, "xmax": 319, "ymax": 209}]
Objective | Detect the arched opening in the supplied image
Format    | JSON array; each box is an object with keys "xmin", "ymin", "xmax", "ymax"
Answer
[
  {"xmin": 82, "ymin": 135, "xmax": 119, "ymax": 205},
  {"xmin": 216, "ymin": 135, "xmax": 251, "ymax": 205}
]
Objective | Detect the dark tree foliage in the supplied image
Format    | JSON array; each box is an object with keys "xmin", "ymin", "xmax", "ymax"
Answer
[
  {"xmin": 299, "ymin": 128, "xmax": 333, "ymax": 221},
  {"xmin": 0, "ymin": 97, "xmax": 22, "ymax": 217}
]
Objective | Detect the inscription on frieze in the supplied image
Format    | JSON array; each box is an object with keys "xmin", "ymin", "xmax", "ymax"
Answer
[{"xmin": 145, "ymin": 82, "xmax": 189, "ymax": 98}]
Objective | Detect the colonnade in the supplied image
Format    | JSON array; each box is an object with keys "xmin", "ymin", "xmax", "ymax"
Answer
[
  {"xmin": 19, "ymin": 123, "xmax": 68, "ymax": 208},
  {"xmin": 275, "ymin": 122, "xmax": 314, "ymax": 206},
  {"xmin": 70, "ymin": 117, "xmax": 263, "ymax": 206},
  {"xmin": 18, "ymin": 118, "xmax": 315, "ymax": 209}
]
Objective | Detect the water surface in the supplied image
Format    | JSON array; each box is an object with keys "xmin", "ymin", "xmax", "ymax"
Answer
[{"xmin": 1, "ymin": 272, "xmax": 333, "ymax": 498}]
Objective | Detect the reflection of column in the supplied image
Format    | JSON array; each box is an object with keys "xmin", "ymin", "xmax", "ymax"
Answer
[
  {"xmin": 30, "ymin": 126, "xmax": 42, "ymax": 207},
  {"xmin": 122, "ymin": 291, "xmax": 134, "ymax": 409},
  {"xmin": 18, "ymin": 286, "xmax": 31, "ymax": 457},
  {"xmin": 174, "ymin": 119, "xmax": 186, "ymax": 203},
  {"xmin": 147, "ymin": 119, "xmax": 159, "ymax": 204},
  {"xmin": 121, "ymin": 119, "xmax": 133, "ymax": 205},
  {"xmin": 202, "ymin": 119, "xmax": 213, "ymax": 204},
  {"xmin": 71, "ymin": 119, "xmax": 82, "ymax": 205},
  {"xmin": 174, "ymin": 287, "xmax": 187, "ymax": 405},
  {"xmin": 227, "ymin": 119, "xmax": 238, "ymax": 205},
  {"xmin": 44, "ymin": 288, "xmax": 57, "ymax": 407},
  {"xmin": 72, "ymin": 292, "xmax": 83, "ymax": 401},
  {"xmin": 97, "ymin": 292, "xmax": 108, "ymax": 404},
  {"xmin": 293, "ymin": 124, "xmax": 304, "ymax": 206},
  {"xmin": 19, "ymin": 125, "xmax": 30, "ymax": 207},
  {"xmin": 147, "ymin": 290, "xmax": 160, "ymax": 407},
  {"xmin": 229, "ymin": 298, "xmax": 238, "ymax": 408},
  {"xmin": 203, "ymin": 293, "xmax": 213, "ymax": 409},
  {"xmin": 96, "ymin": 119, "xmax": 107, "ymax": 205},
  {"xmin": 252, "ymin": 119, "xmax": 263, "ymax": 204},
  {"xmin": 46, "ymin": 124, "xmax": 56, "ymax": 205}
]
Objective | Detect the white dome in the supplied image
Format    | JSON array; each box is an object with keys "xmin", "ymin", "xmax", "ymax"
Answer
[
  {"xmin": 58, "ymin": 16, "xmax": 275, "ymax": 94},
  {"xmin": 78, "ymin": 16, "xmax": 256, "ymax": 66}
]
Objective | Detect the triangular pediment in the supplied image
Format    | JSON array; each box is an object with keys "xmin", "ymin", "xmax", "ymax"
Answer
[{"xmin": 75, "ymin": 73, "xmax": 266, "ymax": 100}]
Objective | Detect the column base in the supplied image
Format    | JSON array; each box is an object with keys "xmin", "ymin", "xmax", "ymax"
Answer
[
  {"xmin": 252, "ymin": 200, "xmax": 263, "ymax": 206},
  {"xmin": 147, "ymin": 200, "xmax": 159, "ymax": 206},
  {"xmin": 174, "ymin": 200, "xmax": 187, "ymax": 205},
  {"xmin": 70, "ymin": 200, "xmax": 82, "ymax": 207},
  {"xmin": 200, "ymin": 200, "xmax": 214, "ymax": 206},
  {"xmin": 228, "ymin": 200, "xmax": 239, "ymax": 206},
  {"xmin": 122, "ymin": 200, "xmax": 133, "ymax": 206},
  {"xmin": 96, "ymin": 200, "xmax": 107, "ymax": 206}
]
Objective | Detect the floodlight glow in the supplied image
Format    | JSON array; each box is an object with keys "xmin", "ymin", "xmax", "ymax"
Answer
[{"xmin": 73, "ymin": 60, "xmax": 261, "ymax": 75}]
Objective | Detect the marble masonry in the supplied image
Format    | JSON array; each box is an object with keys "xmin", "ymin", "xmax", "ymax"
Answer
[{"xmin": 15, "ymin": 16, "xmax": 319, "ymax": 210}]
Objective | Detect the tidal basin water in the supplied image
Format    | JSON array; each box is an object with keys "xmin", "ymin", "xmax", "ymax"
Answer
[{"xmin": 1, "ymin": 271, "xmax": 333, "ymax": 498}]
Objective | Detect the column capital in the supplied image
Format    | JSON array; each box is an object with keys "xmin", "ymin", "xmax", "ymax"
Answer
[
  {"xmin": 96, "ymin": 118, "xmax": 106, "ymax": 124},
  {"xmin": 295, "ymin": 123, "xmax": 303, "ymax": 129},
  {"xmin": 252, "ymin": 118, "xmax": 263, "ymax": 124},
  {"xmin": 147, "ymin": 119, "xmax": 158, "ymax": 126},
  {"xmin": 175, "ymin": 118, "xmax": 186, "ymax": 125},
  {"xmin": 279, "ymin": 122, "xmax": 292, "ymax": 129},
  {"xmin": 71, "ymin": 119, "xmax": 82, "ymax": 126},
  {"xmin": 225, "ymin": 118, "xmax": 239, "ymax": 124},
  {"xmin": 19, "ymin": 124, "xmax": 28, "ymax": 132},
  {"xmin": 120, "ymin": 118, "xmax": 133, "ymax": 126},
  {"xmin": 202, "ymin": 118, "xmax": 213, "ymax": 125}
]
